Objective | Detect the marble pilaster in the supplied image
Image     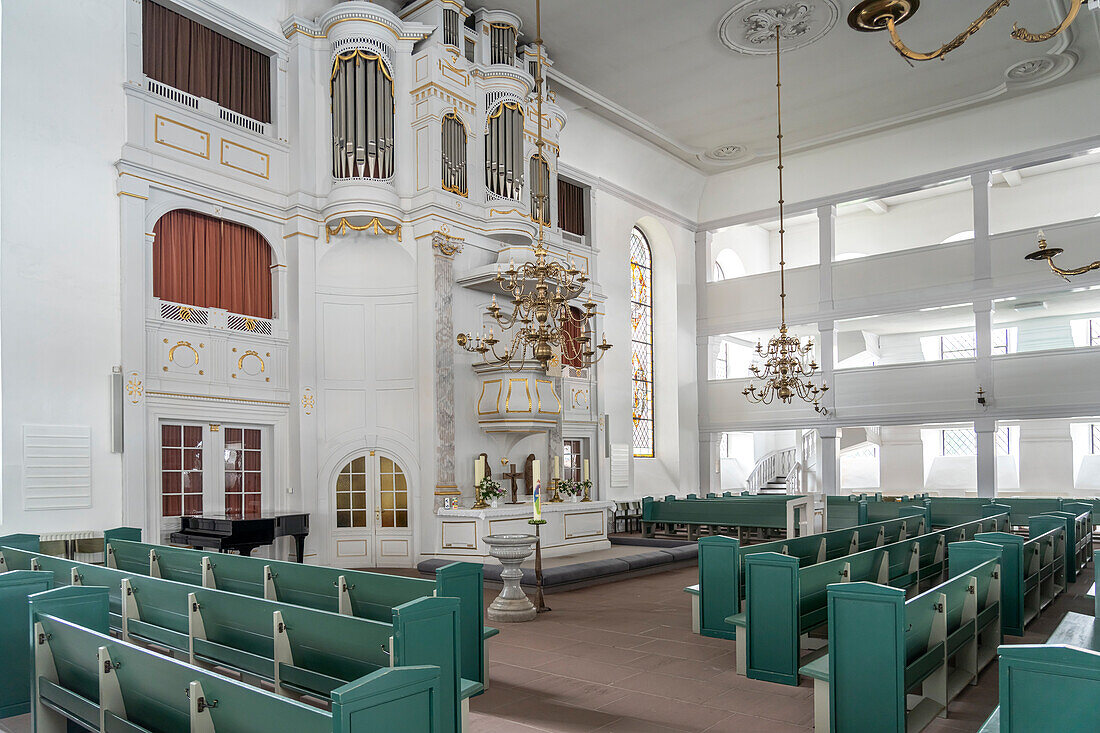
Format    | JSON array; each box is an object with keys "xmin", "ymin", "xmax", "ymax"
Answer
[{"xmin": 433, "ymin": 233, "xmax": 464, "ymax": 509}]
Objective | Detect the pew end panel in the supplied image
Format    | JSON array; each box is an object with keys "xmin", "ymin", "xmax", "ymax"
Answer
[
  {"xmin": 697, "ymin": 535, "xmax": 740, "ymax": 640},
  {"xmin": 744, "ymin": 552, "xmax": 801, "ymax": 685},
  {"xmin": 435, "ymin": 561, "xmax": 487, "ymax": 688},
  {"xmin": 331, "ymin": 666, "xmax": 446, "ymax": 733},
  {"xmin": 827, "ymin": 581, "xmax": 907, "ymax": 733},
  {"xmin": 994, "ymin": 644, "xmax": 1100, "ymax": 733},
  {"xmin": 392, "ymin": 595, "xmax": 464, "ymax": 733},
  {"xmin": 953, "ymin": 538, "xmax": 1023, "ymax": 636},
  {"xmin": 0, "ymin": 571, "xmax": 53, "ymax": 718}
]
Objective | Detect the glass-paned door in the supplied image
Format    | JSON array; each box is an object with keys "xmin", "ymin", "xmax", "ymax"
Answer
[
  {"xmin": 158, "ymin": 421, "xmax": 269, "ymax": 543},
  {"xmin": 331, "ymin": 452, "xmax": 414, "ymax": 568}
]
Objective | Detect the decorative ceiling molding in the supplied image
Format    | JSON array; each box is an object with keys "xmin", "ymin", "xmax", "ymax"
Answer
[{"xmin": 718, "ymin": 0, "xmax": 840, "ymax": 55}]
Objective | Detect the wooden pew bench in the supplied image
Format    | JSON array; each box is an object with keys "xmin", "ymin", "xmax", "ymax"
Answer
[
  {"xmin": 28, "ymin": 586, "xmax": 451, "ymax": 733},
  {"xmin": 978, "ymin": 610, "xmax": 1100, "ymax": 732},
  {"xmin": 948, "ymin": 519, "xmax": 1066, "ymax": 636},
  {"xmin": 0, "ymin": 545, "xmax": 471, "ymax": 732},
  {"xmin": 691, "ymin": 513, "xmax": 929, "ymax": 641},
  {"xmin": 741, "ymin": 514, "xmax": 1008, "ymax": 686},
  {"xmin": 823, "ymin": 557, "xmax": 1002, "ymax": 733},
  {"xmin": 101, "ymin": 533, "xmax": 492, "ymax": 690}
]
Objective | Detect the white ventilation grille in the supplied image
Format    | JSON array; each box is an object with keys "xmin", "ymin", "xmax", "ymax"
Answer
[
  {"xmin": 22, "ymin": 425, "xmax": 92, "ymax": 510},
  {"xmin": 146, "ymin": 78, "xmax": 199, "ymax": 110},
  {"xmin": 227, "ymin": 313, "xmax": 273, "ymax": 335},
  {"xmin": 219, "ymin": 107, "xmax": 266, "ymax": 136},
  {"xmin": 610, "ymin": 443, "xmax": 631, "ymax": 488}
]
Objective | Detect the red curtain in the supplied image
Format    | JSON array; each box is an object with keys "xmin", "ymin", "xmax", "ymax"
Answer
[
  {"xmin": 143, "ymin": 0, "xmax": 271, "ymax": 123},
  {"xmin": 153, "ymin": 209, "xmax": 273, "ymax": 319},
  {"xmin": 562, "ymin": 306, "xmax": 585, "ymax": 368}
]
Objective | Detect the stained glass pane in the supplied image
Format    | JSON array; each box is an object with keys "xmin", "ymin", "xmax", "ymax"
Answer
[{"xmin": 630, "ymin": 227, "xmax": 654, "ymax": 458}]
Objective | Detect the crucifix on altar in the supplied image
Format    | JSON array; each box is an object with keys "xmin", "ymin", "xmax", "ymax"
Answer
[{"xmin": 503, "ymin": 463, "xmax": 524, "ymax": 504}]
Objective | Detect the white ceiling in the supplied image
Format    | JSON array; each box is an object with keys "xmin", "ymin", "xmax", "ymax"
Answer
[{"xmin": 466, "ymin": 0, "xmax": 1100, "ymax": 171}]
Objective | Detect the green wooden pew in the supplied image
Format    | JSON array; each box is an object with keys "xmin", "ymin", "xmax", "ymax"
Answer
[
  {"xmin": 742, "ymin": 513, "xmax": 1008, "ymax": 685},
  {"xmin": 28, "ymin": 585, "xmax": 450, "ymax": 733},
  {"xmin": 823, "ymin": 557, "xmax": 1002, "ymax": 732},
  {"xmin": 948, "ymin": 520, "xmax": 1066, "ymax": 636},
  {"xmin": 0, "ymin": 571, "xmax": 54, "ymax": 717},
  {"xmin": 690, "ymin": 512, "xmax": 930, "ymax": 642},
  {"xmin": 642, "ymin": 495, "xmax": 805, "ymax": 539},
  {"xmin": 101, "ymin": 535, "xmax": 492, "ymax": 689},
  {"xmin": 0, "ymin": 545, "xmax": 469, "ymax": 732}
]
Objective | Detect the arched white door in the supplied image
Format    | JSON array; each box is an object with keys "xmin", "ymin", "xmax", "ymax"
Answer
[{"xmin": 331, "ymin": 451, "xmax": 414, "ymax": 568}]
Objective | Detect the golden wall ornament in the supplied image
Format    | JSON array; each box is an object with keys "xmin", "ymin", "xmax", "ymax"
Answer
[
  {"xmin": 742, "ymin": 32, "xmax": 829, "ymax": 414},
  {"xmin": 847, "ymin": 0, "xmax": 1087, "ymax": 62},
  {"xmin": 325, "ymin": 217, "xmax": 402, "ymax": 242},
  {"xmin": 432, "ymin": 231, "xmax": 464, "ymax": 256},
  {"xmin": 1024, "ymin": 230, "xmax": 1100, "ymax": 280}
]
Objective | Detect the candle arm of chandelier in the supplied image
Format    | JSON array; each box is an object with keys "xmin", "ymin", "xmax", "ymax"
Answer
[
  {"xmin": 884, "ymin": 0, "xmax": 1009, "ymax": 62},
  {"xmin": 1011, "ymin": 0, "xmax": 1085, "ymax": 42},
  {"xmin": 1046, "ymin": 257, "xmax": 1100, "ymax": 280}
]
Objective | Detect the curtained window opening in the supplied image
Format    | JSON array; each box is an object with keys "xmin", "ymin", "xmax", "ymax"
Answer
[
  {"xmin": 152, "ymin": 209, "xmax": 274, "ymax": 319},
  {"xmin": 562, "ymin": 306, "xmax": 587, "ymax": 369},
  {"xmin": 142, "ymin": 0, "xmax": 272, "ymax": 123},
  {"xmin": 558, "ymin": 178, "xmax": 586, "ymax": 236}
]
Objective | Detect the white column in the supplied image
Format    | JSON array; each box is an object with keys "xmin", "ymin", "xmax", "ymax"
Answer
[
  {"xmin": 976, "ymin": 417, "xmax": 997, "ymax": 499},
  {"xmin": 818, "ymin": 204, "xmax": 836, "ymax": 310},
  {"xmin": 696, "ymin": 230, "xmax": 714, "ymax": 488},
  {"xmin": 818, "ymin": 320, "xmax": 836, "ymax": 414},
  {"xmin": 819, "ymin": 427, "xmax": 839, "ymax": 496},
  {"xmin": 974, "ymin": 299, "xmax": 993, "ymax": 407},
  {"xmin": 972, "ymin": 171, "xmax": 992, "ymax": 282},
  {"xmin": 699, "ymin": 434, "xmax": 722, "ymax": 495}
]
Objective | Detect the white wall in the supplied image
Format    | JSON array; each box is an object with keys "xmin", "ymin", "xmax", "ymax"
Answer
[{"xmin": 1, "ymin": 1, "xmax": 127, "ymax": 532}]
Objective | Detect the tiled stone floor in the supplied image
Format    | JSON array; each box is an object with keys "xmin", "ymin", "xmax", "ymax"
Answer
[{"xmin": 470, "ymin": 562, "xmax": 1096, "ymax": 733}]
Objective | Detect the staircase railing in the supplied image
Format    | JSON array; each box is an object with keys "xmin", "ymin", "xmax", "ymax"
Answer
[{"xmin": 746, "ymin": 447, "xmax": 797, "ymax": 493}]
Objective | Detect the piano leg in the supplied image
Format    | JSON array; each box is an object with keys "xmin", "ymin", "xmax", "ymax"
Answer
[{"xmin": 292, "ymin": 534, "xmax": 306, "ymax": 564}]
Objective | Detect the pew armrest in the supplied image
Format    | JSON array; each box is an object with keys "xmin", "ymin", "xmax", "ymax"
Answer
[{"xmin": 482, "ymin": 626, "xmax": 500, "ymax": 641}]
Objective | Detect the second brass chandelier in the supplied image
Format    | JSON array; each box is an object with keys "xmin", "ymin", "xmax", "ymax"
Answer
[
  {"xmin": 457, "ymin": 0, "xmax": 611, "ymax": 373},
  {"xmin": 742, "ymin": 32, "xmax": 829, "ymax": 414}
]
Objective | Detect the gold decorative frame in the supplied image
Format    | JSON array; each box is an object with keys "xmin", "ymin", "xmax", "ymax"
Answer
[{"xmin": 505, "ymin": 378, "xmax": 532, "ymax": 413}]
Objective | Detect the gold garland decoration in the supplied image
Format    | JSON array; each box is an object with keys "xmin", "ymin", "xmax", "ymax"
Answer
[
  {"xmin": 487, "ymin": 100, "xmax": 523, "ymax": 119},
  {"xmin": 329, "ymin": 50, "xmax": 395, "ymax": 95},
  {"xmin": 325, "ymin": 217, "xmax": 402, "ymax": 242}
]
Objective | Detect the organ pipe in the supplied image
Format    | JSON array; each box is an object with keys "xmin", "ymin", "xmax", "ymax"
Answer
[
  {"xmin": 484, "ymin": 102, "xmax": 523, "ymax": 200},
  {"xmin": 489, "ymin": 23, "xmax": 516, "ymax": 65},
  {"xmin": 442, "ymin": 112, "xmax": 467, "ymax": 196},
  {"xmin": 330, "ymin": 50, "xmax": 394, "ymax": 179}
]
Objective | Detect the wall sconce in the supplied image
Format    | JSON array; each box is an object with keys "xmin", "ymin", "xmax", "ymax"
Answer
[{"xmin": 976, "ymin": 386, "xmax": 987, "ymax": 407}]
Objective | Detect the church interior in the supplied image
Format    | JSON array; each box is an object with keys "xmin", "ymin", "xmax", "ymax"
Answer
[{"xmin": 2, "ymin": 0, "xmax": 1100, "ymax": 730}]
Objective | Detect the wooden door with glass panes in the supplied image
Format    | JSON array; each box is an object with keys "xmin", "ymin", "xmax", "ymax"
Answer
[
  {"xmin": 332, "ymin": 451, "xmax": 414, "ymax": 568},
  {"xmin": 158, "ymin": 421, "xmax": 269, "ymax": 544}
]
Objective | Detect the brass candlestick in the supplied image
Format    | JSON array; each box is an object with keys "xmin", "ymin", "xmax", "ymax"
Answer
[
  {"xmin": 581, "ymin": 481, "xmax": 592, "ymax": 503},
  {"xmin": 547, "ymin": 477, "xmax": 564, "ymax": 503}
]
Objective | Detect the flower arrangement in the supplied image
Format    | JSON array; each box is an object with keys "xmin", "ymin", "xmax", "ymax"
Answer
[
  {"xmin": 477, "ymin": 476, "xmax": 505, "ymax": 504},
  {"xmin": 579, "ymin": 478, "xmax": 593, "ymax": 499},
  {"xmin": 557, "ymin": 479, "xmax": 581, "ymax": 498}
]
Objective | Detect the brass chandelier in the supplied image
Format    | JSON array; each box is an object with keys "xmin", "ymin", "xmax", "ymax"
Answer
[
  {"xmin": 456, "ymin": 0, "xmax": 611, "ymax": 373},
  {"xmin": 742, "ymin": 32, "xmax": 829, "ymax": 414},
  {"xmin": 847, "ymin": 0, "xmax": 1089, "ymax": 63}
]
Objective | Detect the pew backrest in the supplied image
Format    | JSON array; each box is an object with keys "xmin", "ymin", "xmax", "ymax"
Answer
[
  {"xmin": 29, "ymin": 587, "xmax": 447, "ymax": 733},
  {"xmin": 103, "ymin": 537, "xmax": 486, "ymax": 687}
]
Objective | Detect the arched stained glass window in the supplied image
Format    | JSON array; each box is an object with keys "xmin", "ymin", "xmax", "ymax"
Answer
[{"xmin": 631, "ymin": 227, "xmax": 654, "ymax": 458}]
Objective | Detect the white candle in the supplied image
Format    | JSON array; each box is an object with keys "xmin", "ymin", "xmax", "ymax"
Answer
[
  {"xmin": 475, "ymin": 456, "xmax": 484, "ymax": 486},
  {"xmin": 553, "ymin": 456, "xmax": 560, "ymax": 479},
  {"xmin": 583, "ymin": 459, "xmax": 589, "ymax": 481}
]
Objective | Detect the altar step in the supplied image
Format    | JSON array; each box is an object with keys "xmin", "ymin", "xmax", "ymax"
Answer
[{"xmin": 416, "ymin": 537, "xmax": 697, "ymax": 594}]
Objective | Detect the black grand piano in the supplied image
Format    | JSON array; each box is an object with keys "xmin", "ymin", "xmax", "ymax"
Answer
[{"xmin": 170, "ymin": 512, "xmax": 309, "ymax": 563}]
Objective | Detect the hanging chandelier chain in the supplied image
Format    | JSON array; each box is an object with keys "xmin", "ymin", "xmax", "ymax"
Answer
[{"xmin": 742, "ymin": 28, "xmax": 828, "ymax": 415}]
